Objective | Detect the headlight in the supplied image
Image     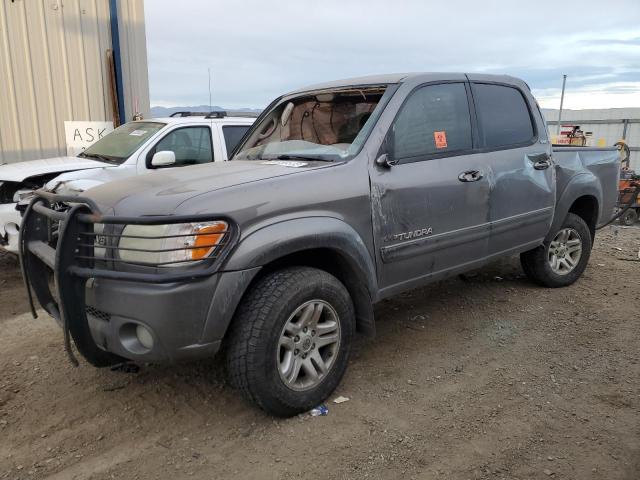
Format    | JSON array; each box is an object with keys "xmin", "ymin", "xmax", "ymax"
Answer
[
  {"xmin": 117, "ymin": 221, "xmax": 228, "ymax": 267},
  {"xmin": 13, "ymin": 189, "xmax": 36, "ymax": 203}
]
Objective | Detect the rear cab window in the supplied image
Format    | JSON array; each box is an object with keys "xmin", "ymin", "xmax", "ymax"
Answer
[
  {"xmin": 392, "ymin": 82, "xmax": 473, "ymax": 162},
  {"xmin": 471, "ymin": 83, "xmax": 535, "ymax": 149}
]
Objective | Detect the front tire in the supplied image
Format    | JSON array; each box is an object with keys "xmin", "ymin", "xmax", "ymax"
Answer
[
  {"xmin": 520, "ymin": 213, "xmax": 592, "ymax": 288},
  {"xmin": 224, "ymin": 267, "xmax": 355, "ymax": 417}
]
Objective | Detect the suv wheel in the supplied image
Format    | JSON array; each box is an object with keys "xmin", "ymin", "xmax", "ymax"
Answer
[
  {"xmin": 225, "ymin": 267, "xmax": 354, "ymax": 417},
  {"xmin": 520, "ymin": 213, "xmax": 592, "ymax": 288}
]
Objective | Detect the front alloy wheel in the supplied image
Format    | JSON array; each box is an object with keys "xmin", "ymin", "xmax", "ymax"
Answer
[
  {"xmin": 277, "ymin": 300, "xmax": 341, "ymax": 391},
  {"xmin": 225, "ymin": 267, "xmax": 354, "ymax": 417}
]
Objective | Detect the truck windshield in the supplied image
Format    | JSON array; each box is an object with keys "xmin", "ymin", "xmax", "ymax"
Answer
[
  {"xmin": 79, "ymin": 122, "xmax": 165, "ymax": 164},
  {"xmin": 234, "ymin": 86, "xmax": 392, "ymax": 162}
]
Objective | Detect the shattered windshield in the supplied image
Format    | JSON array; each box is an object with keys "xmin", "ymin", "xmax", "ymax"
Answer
[
  {"xmin": 79, "ymin": 122, "xmax": 165, "ymax": 164},
  {"xmin": 234, "ymin": 86, "xmax": 392, "ymax": 162}
]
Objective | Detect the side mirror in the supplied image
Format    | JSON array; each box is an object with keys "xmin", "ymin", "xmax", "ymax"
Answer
[
  {"xmin": 151, "ymin": 150, "xmax": 176, "ymax": 167},
  {"xmin": 375, "ymin": 153, "xmax": 398, "ymax": 168}
]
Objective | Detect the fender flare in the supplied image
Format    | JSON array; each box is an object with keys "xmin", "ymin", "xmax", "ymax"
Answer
[
  {"xmin": 202, "ymin": 217, "xmax": 378, "ymax": 343},
  {"xmin": 548, "ymin": 173, "xmax": 602, "ymax": 241}
]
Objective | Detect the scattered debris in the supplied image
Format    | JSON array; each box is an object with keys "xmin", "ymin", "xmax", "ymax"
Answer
[
  {"xmin": 309, "ymin": 405, "xmax": 329, "ymax": 417},
  {"xmin": 102, "ymin": 384, "xmax": 127, "ymax": 392},
  {"xmin": 110, "ymin": 362, "xmax": 140, "ymax": 374},
  {"xmin": 333, "ymin": 396, "xmax": 350, "ymax": 404}
]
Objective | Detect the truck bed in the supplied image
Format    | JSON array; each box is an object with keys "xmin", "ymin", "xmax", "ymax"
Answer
[{"xmin": 552, "ymin": 146, "xmax": 620, "ymax": 228}]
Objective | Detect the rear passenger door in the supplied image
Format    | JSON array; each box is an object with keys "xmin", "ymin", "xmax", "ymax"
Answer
[
  {"xmin": 468, "ymin": 79, "xmax": 555, "ymax": 255},
  {"xmin": 220, "ymin": 124, "xmax": 251, "ymax": 159},
  {"xmin": 370, "ymin": 81, "xmax": 491, "ymax": 294}
]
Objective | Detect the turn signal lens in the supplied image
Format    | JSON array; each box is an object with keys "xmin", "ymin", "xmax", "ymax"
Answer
[{"xmin": 191, "ymin": 223, "xmax": 228, "ymax": 260}]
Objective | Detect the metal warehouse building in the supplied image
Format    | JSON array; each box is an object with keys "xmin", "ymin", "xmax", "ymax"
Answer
[
  {"xmin": 0, "ymin": 0, "xmax": 149, "ymax": 164},
  {"xmin": 544, "ymin": 108, "xmax": 640, "ymax": 170}
]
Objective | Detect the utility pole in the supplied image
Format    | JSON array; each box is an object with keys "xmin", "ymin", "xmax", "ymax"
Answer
[{"xmin": 556, "ymin": 74, "xmax": 567, "ymax": 135}]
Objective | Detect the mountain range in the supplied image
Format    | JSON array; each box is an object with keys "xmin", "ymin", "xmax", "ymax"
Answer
[{"xmin": 150, "ymin": 105, "xmax": 262, "ymax": 117}]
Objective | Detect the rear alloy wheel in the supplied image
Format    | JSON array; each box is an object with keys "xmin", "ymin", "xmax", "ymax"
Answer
[
  {"xmin": 547, "ymin": 228, "xmax": 583, "ymax": 275},
  {"xmin": 521, "ymin": 213, "xmax": 592, "ymax": 288},
  {"xmin": 225, "ymin": 267, "xmax": 354, "ymax": 417}
]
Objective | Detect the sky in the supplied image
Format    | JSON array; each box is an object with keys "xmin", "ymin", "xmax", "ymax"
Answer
[{"xmin": 144, "ymin": 0, "xmax": 640, "ymax": 111}]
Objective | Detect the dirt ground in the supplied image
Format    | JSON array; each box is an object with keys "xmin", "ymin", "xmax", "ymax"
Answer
[{"xmin": 1, "ymin": 226, "xmax": 639, "ymax": 480}]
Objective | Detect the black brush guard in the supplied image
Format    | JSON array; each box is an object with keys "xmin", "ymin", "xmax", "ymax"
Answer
[{"xmin": 19, "ymin": 190, "xmax": 236, "ymax": 367}]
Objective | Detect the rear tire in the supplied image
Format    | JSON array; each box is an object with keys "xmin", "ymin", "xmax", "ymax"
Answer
[
  {"xmin": 224, "ymin": 267, "xmax": 354, "ymax": 417},
  {"xmin": 521, "ymin": 213, "xmax": 592, "ymax": 288}
]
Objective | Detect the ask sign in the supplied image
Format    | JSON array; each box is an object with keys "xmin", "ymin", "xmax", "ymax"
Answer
[{"xmin": 64, "ymin": 121, "xmax": 114, "ymax": 156}]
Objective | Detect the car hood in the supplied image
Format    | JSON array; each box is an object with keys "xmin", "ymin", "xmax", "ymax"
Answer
[
  {"xmin": 46, "ymin": 163, "xmax": 133, "ymax": 192},
  {"xmin": 0, "ymin": 156, "xmax": 111, "ymax": 182},
  {"xmin": 86, "ymin": 160, "xmax": 336, "ymax": 216}
]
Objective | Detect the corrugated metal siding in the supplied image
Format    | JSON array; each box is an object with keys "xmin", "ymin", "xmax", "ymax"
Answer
[
  {"xmin": 117, "ymin": 0, "xmax": 149, "ymax": 120},
  {"xmin": 543, "ymin": 108, "xmax": 640, "ymax": 170},
  {"xmin": 0, "ymin": 0, "xmax": 149, "ymax": 164}
]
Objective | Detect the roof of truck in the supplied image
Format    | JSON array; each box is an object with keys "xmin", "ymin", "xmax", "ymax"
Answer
[{"xmin": 288, "ymin": 72, "xmax": 526, "ymax": 95}]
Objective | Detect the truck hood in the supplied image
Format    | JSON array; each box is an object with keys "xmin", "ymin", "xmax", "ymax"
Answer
[
  {"xmin": 0, "ymin": 156, "xmax": 111, "ymax": 182},
  {"xmin": 86, "ymin": 160, "xmax": 336, "ymax": 215}
]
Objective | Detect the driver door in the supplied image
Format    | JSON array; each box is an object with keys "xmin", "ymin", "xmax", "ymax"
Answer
[
  {"xmin": 370, "ymin": 82, "xmax": 491, "ymax": 296},
  {"xmin": 143, "ymin": 125, "xmax": 214, "ymax": 170}
]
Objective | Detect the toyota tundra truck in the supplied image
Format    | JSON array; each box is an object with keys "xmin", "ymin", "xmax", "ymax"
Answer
[{"xmin": 20, "ymin": 73, "xmax": 620, "ymax": 416}]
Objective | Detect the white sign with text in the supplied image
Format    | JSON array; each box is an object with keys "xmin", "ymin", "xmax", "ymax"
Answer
[{"xmin": 64, "ymin": 121, "xmax": 114, "ymax": 156}]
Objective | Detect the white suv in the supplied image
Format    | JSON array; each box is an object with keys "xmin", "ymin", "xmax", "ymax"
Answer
[{"xmin": 0, "ymin": 112, "xmax": 255, "ymax": 253}]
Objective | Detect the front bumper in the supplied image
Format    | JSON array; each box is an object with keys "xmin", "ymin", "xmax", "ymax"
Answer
[
  {"xmin": 20, "ymin": 190, "xmax": 252, "ymax": 366},
  {"xmin": 83, "ymin": 266, "xmax": 259, "ymax": 362},
  {"xmin": 85, "ymin": 275, "xmax": 222, "ymax": 362}
]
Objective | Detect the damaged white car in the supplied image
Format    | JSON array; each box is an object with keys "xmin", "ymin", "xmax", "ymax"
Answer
[{"xmin": 0, "ymin": 112, "xmax": 254, "ymax": 253}]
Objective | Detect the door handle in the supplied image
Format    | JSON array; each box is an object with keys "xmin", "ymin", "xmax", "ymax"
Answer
[
  {"xmin": 458, "ymin": 170, "xmax": 484, "ymax": 182},
  {"xmin": 528, "ymin": 152, "xmax": 552, "ymax": 170}
]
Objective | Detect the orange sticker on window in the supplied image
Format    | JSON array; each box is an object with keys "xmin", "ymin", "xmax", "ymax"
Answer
[{"xmin": 434, "ymin": 131, "xmax": 448, "ymax": 149}]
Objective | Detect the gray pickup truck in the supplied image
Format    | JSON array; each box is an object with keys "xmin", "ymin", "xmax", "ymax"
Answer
[{"xmin": 21, "ymin": 73, "xmax": 619, "ymax": 416}]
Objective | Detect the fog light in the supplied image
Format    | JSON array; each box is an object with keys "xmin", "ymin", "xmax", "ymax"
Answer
[
  {"xmin": 135, "ymin": 324, "xmax": 154, "ymax": 350},
  {"xmin": 5, "ymin": 222, "xmax": 19, "ymax": 235}
]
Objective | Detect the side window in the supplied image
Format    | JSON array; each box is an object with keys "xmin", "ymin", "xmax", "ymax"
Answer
[
  {"xmin": 153, "ymin": 126, "xmax": 213, "ymax": 166},
  {"xmin": 472, "ymin": 83, "xmax": 535, "ymax": 148},
  {"xmin": 222, "ymin": 125, "xmax": 251, "ymax": 157},
  {"xmin": 392, "ymin": 83, "xmax": 472, "ymax": 161}
]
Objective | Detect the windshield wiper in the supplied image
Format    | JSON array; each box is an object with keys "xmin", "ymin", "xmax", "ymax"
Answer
[
  {"xmin": 273, "ymin": 154, "xmax": 333, "ymax": 162},
  {"xmin": 78, "ymin": 152, "xmax": 119, "ymax": 164}
]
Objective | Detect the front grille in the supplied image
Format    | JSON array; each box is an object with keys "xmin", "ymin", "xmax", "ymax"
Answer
[
  {"xmin": 21, "ymin": 192, "xmax": 237, "ymax": 284},
  {"xmin": 85, "ymin": 305, "xmax": 111, "ymax": 322}
]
